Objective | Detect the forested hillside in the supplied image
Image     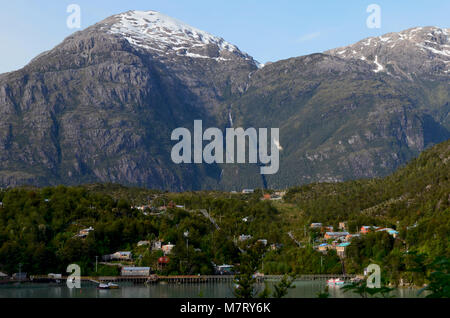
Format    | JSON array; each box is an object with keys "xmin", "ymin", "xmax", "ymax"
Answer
[{"xmin": 0, "ymin": 140, "xmax": 448, "ymax": 286}]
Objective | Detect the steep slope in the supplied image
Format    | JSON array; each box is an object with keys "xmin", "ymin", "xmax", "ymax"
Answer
[
  {"xmin": 326, "ymin": 26, "xmax": 450, "ymax": 78},
  {"xmin": 219, "ymin": 28, "xmax": 449, "ymax": 189},
  {"xmin": 0, "ymin": 10, "xmax": 258, "ymax": 190},
  {"xmin": 0, "ymin": 11, "xmax": 448, "ymax": 191},
  {"xmin": 282, "ymin": 139, "xmax": 450, "ymax": 276},
  {"xmin": 284, "ymin": 139, "xmax": 450, "ymax": 257}
]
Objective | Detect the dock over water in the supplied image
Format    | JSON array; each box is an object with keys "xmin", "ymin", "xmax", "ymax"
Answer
[{"xmin": 29, "ymin": 274, "xmax": 357, "ymax": 285}]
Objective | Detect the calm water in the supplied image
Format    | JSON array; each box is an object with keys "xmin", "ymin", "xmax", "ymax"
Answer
[{"xmin": 0, "ymin": 281, "xmax": 424, "ymax": 298}]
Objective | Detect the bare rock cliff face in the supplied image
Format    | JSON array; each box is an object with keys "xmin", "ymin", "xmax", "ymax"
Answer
[
  {"xmin": 0, "ymin": 12, "xmax": 448, "ymax": 190},
  {"xmin": 0, "ymin": 11, "xmax": 258, "ymax": 190}
]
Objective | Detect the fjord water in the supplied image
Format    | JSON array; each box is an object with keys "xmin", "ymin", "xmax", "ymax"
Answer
[{"xmin": 0, "ymin": 281, "xmax": 424, "ymax": 298}]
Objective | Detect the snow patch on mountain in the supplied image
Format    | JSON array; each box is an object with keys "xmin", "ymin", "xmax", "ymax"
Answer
[
  {"xmin": 326, "ymin": 26, "xmax": 450, "ymax": 76},
  {"xmin": 109, "ymin": 10, "xmax": 239, "ymax": 59},
  {"xmin": 373, "ymin": 55, "xmax": 384, "ymax": 73}
]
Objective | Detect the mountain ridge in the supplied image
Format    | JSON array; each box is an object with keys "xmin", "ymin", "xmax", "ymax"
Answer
[{"xmin": 0, "ymin": 10, "xmax": 448, "ymax": 190}]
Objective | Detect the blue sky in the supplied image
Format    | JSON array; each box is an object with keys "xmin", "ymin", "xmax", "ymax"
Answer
[{"xmin": 0, "ymin": 0, "xmax": 449, "ymax": 73}]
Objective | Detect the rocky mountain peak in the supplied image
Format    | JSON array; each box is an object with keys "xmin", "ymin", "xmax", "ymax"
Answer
[
  {"xmin": 326, "ymin": 26, "xmax": 449, "ymax": 77},
  {"xmin": 0, "ymin": 17, "xmax": 448, "ymax": 190},
  {"xmin": 100, "ymin": 10, "xmax": 259, "ymax": 66}
]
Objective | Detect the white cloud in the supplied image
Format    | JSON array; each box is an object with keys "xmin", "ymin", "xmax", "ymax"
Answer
[{"xmin": 297, "ymin": 31, "xmax": 321, "ymax": 43}]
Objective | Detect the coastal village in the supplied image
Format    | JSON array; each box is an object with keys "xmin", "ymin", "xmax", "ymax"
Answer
[
  {"xmin": 0, "ymin": 188, "xmax": 400, "ymax": 282},
  {"xmin": 62, "ymin": 190, "xmax": 393, "ymax": 281}
]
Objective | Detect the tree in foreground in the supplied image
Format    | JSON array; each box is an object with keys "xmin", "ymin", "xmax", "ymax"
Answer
[{"xmin": 419, "ymin": 256, "xmax": 450, "ymax": 298}]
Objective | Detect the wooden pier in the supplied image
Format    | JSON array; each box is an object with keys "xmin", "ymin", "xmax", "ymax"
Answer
[
  {"xmin": 30, "ymin": 273, "xmax": 357, "ymax": 285},
  {"xmin": 264, "ymin": 274, "xmax": 357, "ymax": 281}
]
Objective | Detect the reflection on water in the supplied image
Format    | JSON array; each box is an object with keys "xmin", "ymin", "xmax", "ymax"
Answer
[{"xmin": 0, "ymin": 281, "xmax": 424, "ymax": 298}]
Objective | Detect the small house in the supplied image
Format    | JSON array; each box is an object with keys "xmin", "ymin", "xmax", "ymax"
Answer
[
  {"xmin": 137, "ymin": 240, "xmax": 150, "ymax": 247},
  {"xmin": 78, "ymin": 226, "xmax": 94, "ymax": 238},
  {"xmin": 270, "ymin": 195, "xmax": 282, "ymax": 201},
  {"xmin": 257, "ymin": 239, "xmax": 268, "ymax": 246},
  {"xmin": 274, "ymin": 191, "xmax": 286, "ymax": 198},
  {"xmin": 376, "ymin": 228, "xmax": 399, "ymax": 238},
  {"xmin": 162, "ymin": 242, "xmax": 175, "ymax": 255},
  {"xmin": 242, "ymin": 189, "xmax": 254, "ymax": 194},
  {"xmin": 121, "ymin": 267, "xmax": 150, "ymax": 277},
  {"xmin": 324, "ymin": 232, "xmax": 349, "ymax": 240},
  {"xmin": 111, "ymin": 251, "xmax": 132, "ymax": 261},
  {"xmin": 336, "ymin": 243, "xmax": 351, "ymax": 258},
  {"xmin": 317, "ymin": 243, "xmax": 330, "ymax": 253},
  {"xmin": 339, "ymin": 222, "xmax": 347, "ymax": 231},
  {"xmin": 360, "ymin": 226, "xmax": 379, "ymax": 234},
  {"xmin": 152, "ymin": 240, "xmax": 163, "ymax": 251},
  {"xmin": 388, "ymin": 229, "xmax": 399, "ymax": 238},
  {"xmin": 215, "ymin": 264, "xmax": 234, "ymax": 275},
  {"xmin": 310, "ymin": 223, "xmax": 323, "ymax": 229}
]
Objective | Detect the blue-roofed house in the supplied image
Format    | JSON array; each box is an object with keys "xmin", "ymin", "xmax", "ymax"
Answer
[
  {"xmin": 336, "ymin": 242, "xmax": 351, "ymax": 257},
  {"xmin": 317, "ymin": 243, "xmax": 330, "ymax": 253},
  {"xmin": 388, "ymin": 229, "xmax": 399, "ymax": 238},
  {"xmin": 376, "ymin": 228, "xmax": 399, "ymax": 238}
]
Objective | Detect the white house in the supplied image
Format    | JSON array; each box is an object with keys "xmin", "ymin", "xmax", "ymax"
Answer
[
  {"xmin": 162, "ymin": 243, "xmax": 175, "ymax": 255},
  {"xmin": 110, "ymin": 251, "xmax": 132, "ymax": 261},
  {"xmin": 152, "ymin": 240, "xmax": 163, "ymax": 251},
  {"xmin": 257, "ymin": 239, "xmax": 268, "ymax": 246},
  {"xmin": 137, "ymin": 240, "xmax": 150, "ymax": 247},
  {"xmin": 77, "ymin": 226, "xmax": 94, "ymax": 238}
]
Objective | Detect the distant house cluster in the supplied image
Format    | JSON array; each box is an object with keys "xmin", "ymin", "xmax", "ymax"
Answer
[{"xmin": 312, "ymin": 222, "xmax": 399, "ymax": 257}]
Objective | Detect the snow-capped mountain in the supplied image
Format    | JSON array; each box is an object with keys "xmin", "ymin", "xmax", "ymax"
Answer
[
  {"xmin": 326, "ymin": 26, "xmax": 449, "ymax": 78},
  {"xmin": 109, "ymin": 11, "xmax": 235, "ymax": 57},
  {"xmin": 101, "ymin": 10, "xmax": 259, "ymax": 66},
  {"xmin": 0, "ymin": 10, "xmax": 448, "ymax": 190}
]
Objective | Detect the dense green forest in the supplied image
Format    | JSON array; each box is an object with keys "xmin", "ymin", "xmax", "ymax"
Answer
[{"xmin": 0, "ymin": 140, "xmax": 448, "ymax": 287}]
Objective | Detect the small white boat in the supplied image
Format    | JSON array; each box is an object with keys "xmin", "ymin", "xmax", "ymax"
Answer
[
  {"xmin": 97, "ymin": 282, "xmax": 119, "ymax": 289},
  {"xmin": 327, "ymin": 278, "xmax": 345, "ymax": 286},
  {"xmin": 97, "ymin": 283, "xmax": 110, "ymax": 289}
]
